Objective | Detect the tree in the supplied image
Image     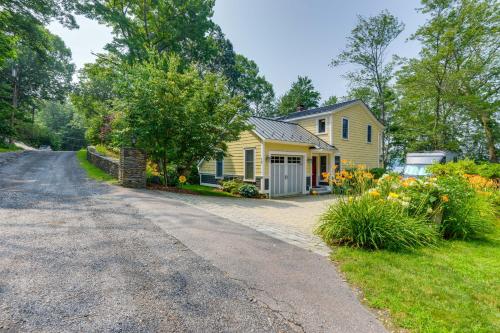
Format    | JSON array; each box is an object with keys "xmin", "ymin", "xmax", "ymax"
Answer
[
  {"xmin": 322, "ymin": 95, "xmax": 338, "ymax": 106},
  {"xmin": 233, "ymin": 54, "xmax": 275, "ymax": 116},
  {"xmin": 396, "ymin": 0, "xmax": 499, "ymax": 161},
  {"xmin": 112, "ymin": 53, "xmax": 248, "ymax": 184},
  {"xmin": 331, "ymin": 10, "xmax": 404, "ymax": 167},
  {"xmin": 276, "ymin": 76, "xmax": 320, "ymax": 116},
  {"xmin": 0, "ymin": 0, "xmax": 76, "ymax": 141}
]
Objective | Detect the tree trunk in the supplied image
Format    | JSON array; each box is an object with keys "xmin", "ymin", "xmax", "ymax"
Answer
[
  {"xmin": 480, "ymin": 113, "xmax": 497, "ymax": 162},
  {"xmin": 161, "ymin": 152, "xmax": 168, "ymax": 187},
  {"xmin": 10, "ymin": 69, "xmax": 18, "ymax": 144}
]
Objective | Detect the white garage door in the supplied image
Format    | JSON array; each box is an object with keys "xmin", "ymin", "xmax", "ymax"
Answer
[{"xmin": 270, "ymin": 155, "xmax": 304, "ymax": 197}]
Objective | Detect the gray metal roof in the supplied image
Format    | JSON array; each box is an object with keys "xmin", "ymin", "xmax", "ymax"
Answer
[
  {"xmin": 276, "ymin": 99, "xmax": 359, "ymax": 121},
  {"xmin": 247, "ymin": 116, "xmax": 336, "ymax": 150}
]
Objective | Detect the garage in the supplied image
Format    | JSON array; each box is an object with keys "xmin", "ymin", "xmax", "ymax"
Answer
[{"xmin": 270, "ymin": 155, "xmax": 304, "ymax": 197}]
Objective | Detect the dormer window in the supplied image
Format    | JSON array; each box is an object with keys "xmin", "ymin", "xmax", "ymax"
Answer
[{"xmin": 317, "ymin": 118, "xmax": 326, "ymax": 133}]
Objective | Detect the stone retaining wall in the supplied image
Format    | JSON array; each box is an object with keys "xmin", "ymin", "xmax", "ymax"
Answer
[{"xmin": 86, "ymin": 147, "xmax": 119, "ymax": 178}]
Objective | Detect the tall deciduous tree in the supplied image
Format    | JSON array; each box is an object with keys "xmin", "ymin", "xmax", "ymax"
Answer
[
  {"xmin": 396, "ymin": 0, "xmax": 499, "ymax": 161},
  {"xmin": 331, "ymin": 10, "xmax": 404, "ymax": 167},
  {"xmin": 276, "ymin": 76, "xmax": 321, "ymax": 116},
  {"xmin": 233, "ymin": 54, "xmax": 275, "ymax": 117},
  {"xmin": 322, "ymin": 95, "xmax": 338, "ymax": 107},
  {"xmin": 112, "ymin": 53, "xmax": 248, "ymax": 184}
]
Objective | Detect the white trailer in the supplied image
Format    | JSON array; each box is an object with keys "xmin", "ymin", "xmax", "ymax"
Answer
[{"xmin": 403, "ymin": 151, "xmax": 458, "ymax": 177}]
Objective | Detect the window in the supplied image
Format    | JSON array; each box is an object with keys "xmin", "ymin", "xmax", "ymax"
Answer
[
  {"xmin": 244, "ymin": 149, "xmax": 255, "ymax": 180},
  {"xmin": 342, "ymin": 118, "xmax": 349, "ymax": 139},
  {"xmin": 367, "ymin": 125, "xmax": 372, "ymax": 143},
  {"xmin": 334, "ymin": 156, "xmax": 341, "ymax": 171},
  {"xmin": 317, "ymin": 118, "xmax": 326, "ymax": 133},
  {"xmin": 215, "ymin": 154, "xmax": 223, "ymax": 179},
  {"xmin": 320, "ymin": 156, "xmax": 327, "ymax": 174}
]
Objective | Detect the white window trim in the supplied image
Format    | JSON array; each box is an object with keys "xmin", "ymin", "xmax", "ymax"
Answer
[
  {"xmin": 243, "ymin": 148, "xmax": 256, "ymax": 182},
  {"xmin": 341, "ymin": 117, "xmax": 349, "ymax": 140},
  {"xmin": 316, "ymin": 118, "xmax": 327, "ymax": 134},
  {"xmin": 215, "ymin": 156, "xmax": 224, "ymax": 179},
  {"xmin": 367, "ymin": 124, "xmax": 372, "ymax": 144}
]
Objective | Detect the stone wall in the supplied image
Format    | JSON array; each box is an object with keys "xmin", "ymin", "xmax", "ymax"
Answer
[
  {"xmin": 86, "ymin": 147, "xmax": 119, "ymax": 178},
  {"xmin": 119, "ymin": 147, "xmax": 147, "ymax": 188}
]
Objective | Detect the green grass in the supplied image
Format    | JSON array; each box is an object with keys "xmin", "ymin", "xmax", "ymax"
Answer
[
  {"xmin": 0, "ymin": 143, "xmax": 22, "ymax": 153},
  {"xmin": 76, "ymin": 149, "xmax": 117, "ymax": 183},
  {"xmin": 181, "ymin": 184, "xmax": 237, "ymax": 197},
  {"xmin": 332, "ymin": 222, "xmax": 500, "ymax": 332}
]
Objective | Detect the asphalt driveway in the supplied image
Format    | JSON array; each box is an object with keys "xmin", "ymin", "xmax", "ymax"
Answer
[{"xmin": 0, "ymin": 151, "xmax": 386, "ymax": 332}]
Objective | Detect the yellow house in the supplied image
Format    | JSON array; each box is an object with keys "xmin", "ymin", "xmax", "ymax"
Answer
[{"xmin": 198, "ymin": 100, "xmax": 384, "ymax": 197}]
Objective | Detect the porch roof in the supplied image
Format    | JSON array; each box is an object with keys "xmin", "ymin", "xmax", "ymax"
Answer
[{"xmin": 247, "ymin": 116, "xmax": 336, "ymax": 151}]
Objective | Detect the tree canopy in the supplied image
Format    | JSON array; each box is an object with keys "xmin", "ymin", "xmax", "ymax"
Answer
[{"xmin": 276, "ymin": 76, "xmax": 321, "ymax": 116}]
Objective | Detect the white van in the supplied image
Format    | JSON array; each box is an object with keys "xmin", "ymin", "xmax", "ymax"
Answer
[{"xmin": 403, "ymin": 151, "xmax": 458, "ymax": 177}]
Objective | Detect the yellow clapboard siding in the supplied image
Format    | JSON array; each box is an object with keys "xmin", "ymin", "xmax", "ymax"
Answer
[
  {"xmin": 332, "ymin": 103, "xmax": 382, "ymax": 169},
  {"xmin": 293, "ymin": 117, "xmax": 330, "ymax": 144},
  {"xmin": 199, "ymin": 130, "xmax": 262, "ymax": 177}
]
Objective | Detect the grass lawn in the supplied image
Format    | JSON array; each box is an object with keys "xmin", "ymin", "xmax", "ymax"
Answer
[
  {"xmin": 333, "ymin": 222, "xmax": 500, "ymax": 332},
  {"xmin": 0, "ymin": 143, "xmax": 22, "ymax": 153},
  {"xmin": 181, "ymin": 184, "xmax": 237, "ymax": 197},
  {"xmin": 76, "ymin": 149, "xmax": 117, "ymax": 183}
]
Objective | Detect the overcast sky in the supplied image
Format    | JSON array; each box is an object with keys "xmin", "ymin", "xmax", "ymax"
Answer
[{"xmin": 48, "ymin": 0, "xmax": 425, "ymax": 102}]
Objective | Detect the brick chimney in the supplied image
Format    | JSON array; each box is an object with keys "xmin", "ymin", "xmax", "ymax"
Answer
[{"xmin": 296, "ymin": 104, "xmax": 305, "ymax": 112}]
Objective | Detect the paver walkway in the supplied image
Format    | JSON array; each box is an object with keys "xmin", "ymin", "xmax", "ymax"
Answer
[{"xmin": 155, "ymin": 191, "xmax": 337, "ymax": 256}]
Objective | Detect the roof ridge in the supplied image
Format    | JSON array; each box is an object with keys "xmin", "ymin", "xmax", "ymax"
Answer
[
  {"xmin": 277, "ymin": 99, "xmax": 360, "ymax": 120},
  {"xmin": 248, "ymin": 115, "xmax": 300, "ymax": 125}
]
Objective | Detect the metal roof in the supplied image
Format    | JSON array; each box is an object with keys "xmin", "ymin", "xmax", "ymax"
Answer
[
  {"xmin": 276, "ymin": 99, "xmax": 359, "ymax": 121},
  {"xmin": 247, "ymin": 116, "xmax": 336, "ymax": 150}
]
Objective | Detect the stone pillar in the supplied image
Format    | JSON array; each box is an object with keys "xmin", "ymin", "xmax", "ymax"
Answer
[{"xmin": 119, "ymin": 147, "xmax": 147, "ymax": 188}]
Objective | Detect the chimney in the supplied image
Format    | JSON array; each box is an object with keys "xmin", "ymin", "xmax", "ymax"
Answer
[{"xmin": 296, "ymin": 104, "xmax": 305, "ymax": 112}]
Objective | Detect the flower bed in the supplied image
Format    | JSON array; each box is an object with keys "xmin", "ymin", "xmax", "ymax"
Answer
[{"xmin": 317, "ymin": 161, "xmax": 498, "ymax": 250}]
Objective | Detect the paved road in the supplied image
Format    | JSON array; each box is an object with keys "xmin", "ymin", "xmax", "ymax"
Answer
[{"xmin": 0, "ymin": 151, "xmax": 386, "ymax": 332}]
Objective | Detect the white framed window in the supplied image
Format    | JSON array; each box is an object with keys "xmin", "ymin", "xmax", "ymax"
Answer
[
  {"xmin": 342, "ymin": 117, "xmax": 349, "ymax": 140},
  {"xmin": 317, "ymin": 118, "xmax": 326, "ymax": 134},
  {"xmin": 244, "ymin": 148, "xmax": 256, "ymax": 181},
  {"xmin": 215, "ymin": 154, "xmax": 224, "ymax": 179}
]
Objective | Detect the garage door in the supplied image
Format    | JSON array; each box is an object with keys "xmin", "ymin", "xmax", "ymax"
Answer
[{"xmin": 270, "ymin": 155, "xmax": 304, "ymax": 197}]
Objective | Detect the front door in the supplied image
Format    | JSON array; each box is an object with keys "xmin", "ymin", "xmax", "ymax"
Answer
[
  {"xmin": 312, "ymin": 156, "xmax": 317, "ymax": 187},
  {"xmin": 270, "ymin": 155, "xmax": 303, "ymax": 197}
]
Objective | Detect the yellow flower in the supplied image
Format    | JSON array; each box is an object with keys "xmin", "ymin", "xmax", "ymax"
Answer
[
  {"xmin": 341, "ymin": 159, "xmax": 348, "ymax": 164},
  {"xmin": 322, "ymin": 172, "xmax": 330, "ymax": 180},
  {"xmin": 178, "ymin": 175, "xmax": 187, "ymax": 184},
  {"xmin": 388, "ymin": 192, "xmax": 399, "ymax": 200},
  {"xmin": 368, "ymin": 189, "xmax": 380, "ymax": 198},
  {"xmin": 441, "ymin": 195, "xmax": 449, "ymax": 203}
]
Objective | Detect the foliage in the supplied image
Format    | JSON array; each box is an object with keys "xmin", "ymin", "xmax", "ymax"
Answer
[
  {"xmin": 34, "ymin": 101, "xmax": 86, "ymax": 150},
  {"xmin": 317, "ymin": 194, "xmax": 438, "ymax": 251},
  {"xmin": 238, "ymin": 183, "xmax": 259, "ymax": 198},
  {"xmin": 76, "ymin": 149, "xmax": 116, "ymax": 183},
  {"xmin": 332, "ymin": 10, "xmax": 404, "ymax": 167},
  {"xmin": 276, "ymin": 76, "xmax": 320, "ymax": 116},
  {"xmin": 108, "ymin": 52, "xmax": 248, "ymax": 185},
  {"xmin": 395, "ymin": 0, "xmax": 499, "ymax": 162},
  {"xmin": 221, "ymin": 179, "xmax": 243, "ymax": 195},
  {"xmin": 333, "ymin": 224, "xmax": 500, "ymax": 332},
  {"xmin": 428, "ymin": 160, "xmax": 500, "ymax": 179},
  {"xmin": 437, "ymin": 175, "xmax": 495, "ymax": 239},
  {"xmin": 0, "ymin": 142, "xmax": 21, "ymax": 152},
  {"xmin": 94, "ymin": 144, "xmax": 119, "ymax": 159},
  {"xmin": 322, "ymin": 95, "xmax": 338, "ymax": 106},
  {"xmin": 368, "ymin": 167, "xmax": 386, "ymax": 179},
  {"xmin": 323, "ymin": 161, "xmax": 375, "ymax": 195}
]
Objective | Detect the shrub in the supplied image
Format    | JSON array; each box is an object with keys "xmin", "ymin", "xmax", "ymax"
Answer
[
  {"xmin": 238, "ymin": 184, "xmax": 259, "ymax": 198},
  {"xmin": 369, "ymin": 167, "xmax": 386, "ymax": 179},
  {"xmin": 221, "ymin": 179, "xmax": 243, "ymax": 194},
  {"xmin": 316, "ymin": 195, "xmax": 438, "ymax": 251},
  {"xmin": 437, "ymin": 175, "xmax": 494, "ymax": 239},
  {"xmin": 428, "ymin": 160, "xmax": 500, "ymax": 179}
]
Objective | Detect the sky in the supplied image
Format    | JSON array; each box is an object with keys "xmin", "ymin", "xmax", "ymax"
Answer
[{"xmin": 48, "ymin": 0, "xmax": 425, "ymax": 102}]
